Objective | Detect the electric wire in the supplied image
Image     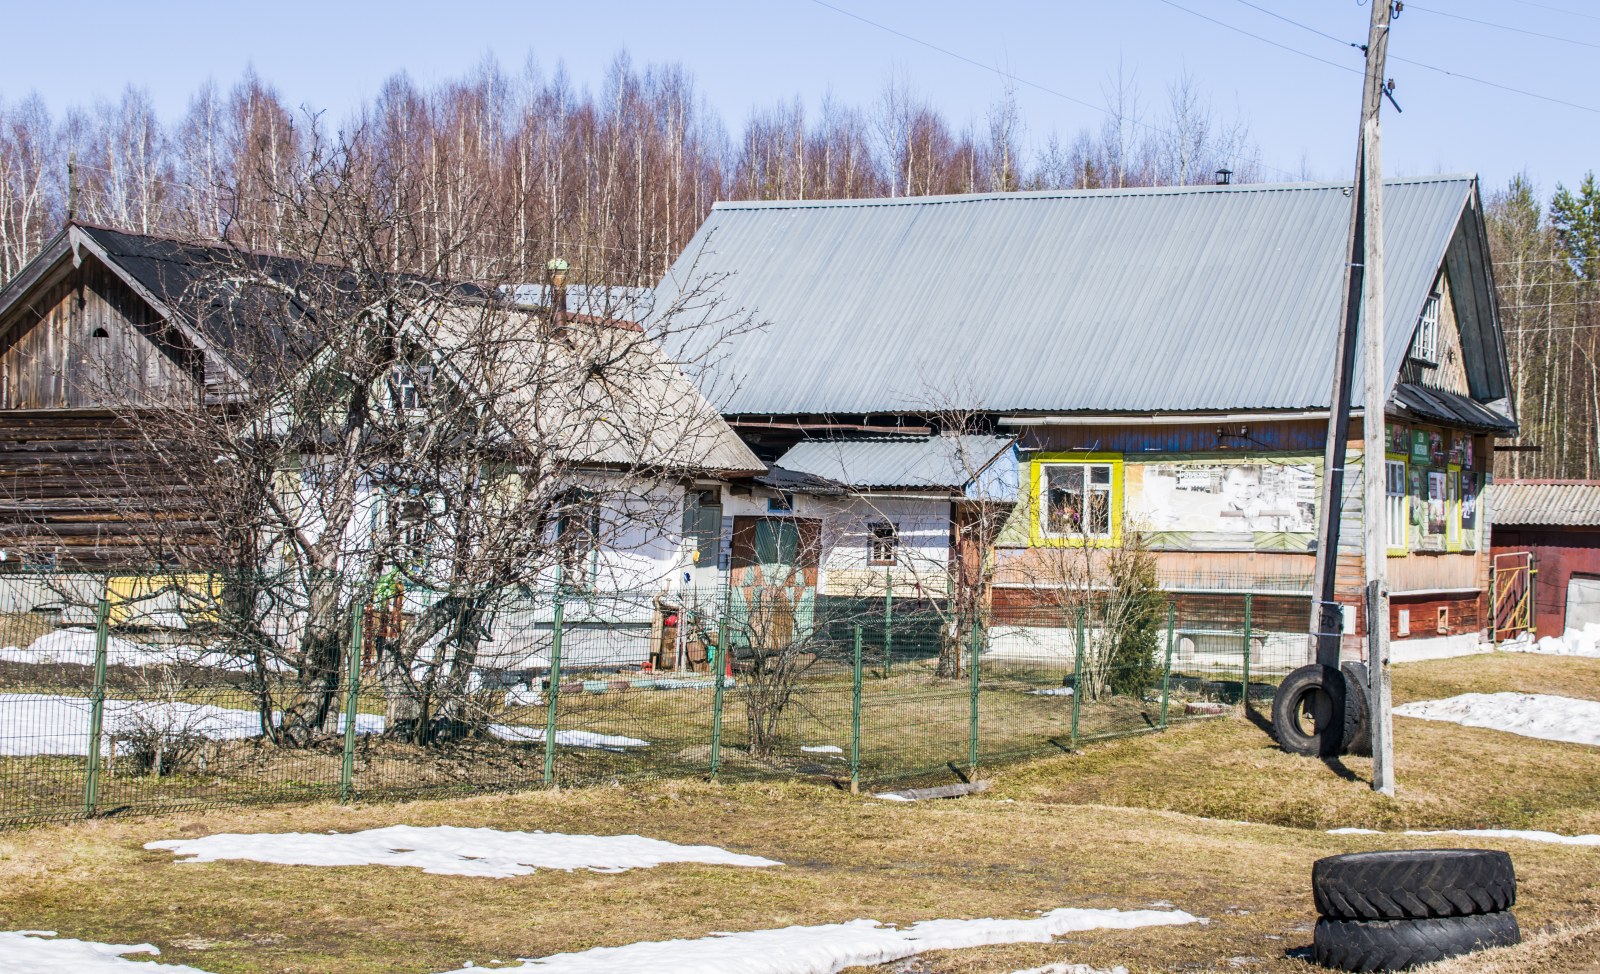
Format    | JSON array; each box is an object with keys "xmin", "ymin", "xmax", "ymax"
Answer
[
  {"xmin": 1405, "ymin": 2, "xmax": 1600, "ymax": 50},
  {"xmin": 805, "ymin": 0, "xmax": 1303, "ymax": 180}
]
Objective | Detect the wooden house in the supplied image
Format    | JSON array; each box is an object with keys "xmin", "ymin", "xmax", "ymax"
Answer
[{"xmin": 657, "ymin": 175, "xmax": 1516, "ymax": 664}]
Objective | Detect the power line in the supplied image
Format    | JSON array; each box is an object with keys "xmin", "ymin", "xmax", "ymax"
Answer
[
  {"xmin": 805, "ymin": 0, "xmax": 1302, "ymax": 180},
  {"xmin": 1405, "ymin": 2, "xmax": 1600, "ymax": 50},
  {"xmin": 1505, "ymin": 0, "xmax": 1600, "ymax": 25},
  {"xmin": 1157, "ymin": 0, "xmax": 1362, "ymax": 74},
  {"xmin": 1226, "ymin": 0, "xmax": 1600, "ymax": 115}
]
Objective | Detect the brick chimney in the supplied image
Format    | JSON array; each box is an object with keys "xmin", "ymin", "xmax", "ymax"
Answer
[{"xmin": 546, "ymin": 257, "xmax": 569, "ymax": 331}]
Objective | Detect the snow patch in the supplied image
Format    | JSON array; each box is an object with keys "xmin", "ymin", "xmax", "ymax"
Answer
[
  {"xmin": 486, "ymin": 725, "xmax": 648, "ymax": 750},
  {"xmin": 1394, "ymin": 692, "xmax": 1600, "ymax": 747},
  {"xmin": 1030, "ymin": 687, "xmax": 1075, "ymax": 697},
  {"xmin": 1010, "ymin": 965, "xmax": 1128, "ymax": 974},
  {"xmin": 800, "ymin": 745, "xmax": 842, "ymax": 754},
  {"xmin": 0, "ymin": 629, "xmax": 264, "ymax": 672},
  {"xmin": 433, "ymin": 907, "xmax": 1198, "ymax": 974},
  {"xmin": 0, "ymin": 693, "xmax": 383, "ymax": 757},
  {"xmin": 147, "ymin": 825, "xmax": 780, "ymax": 877},
  {"xmin": 0, "ymin": 930, "xmax": 217, "ymax": 973},
  {"xmin": 1501, "ymin": 623, "xmax": 1600, "ymax": 658},
  {"xmin": 1329, "ymin": 827, "xmax": 1600, "ymax": 847}
]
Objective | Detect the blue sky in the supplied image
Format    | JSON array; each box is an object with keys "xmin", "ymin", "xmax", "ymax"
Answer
[{"xmin": 3, "ymin": 0, "xmax": 1595, "ymax": 195}]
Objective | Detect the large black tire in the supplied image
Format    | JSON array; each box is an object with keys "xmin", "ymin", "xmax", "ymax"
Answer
[
  {"xmin": 1314, "ymin": 911, "xmax": 1520, "ymax": 971},
  {"xmin": 1314, "ymin": 849, "xmax": 1516, "ymax": 920},
  {"xmin": 1272, "ymin": 663, "xmax": 1347, "ymax": 757},
  {"xmin": 1341, "ymin": 662, "xmax": 1373, "ymax": 758}
]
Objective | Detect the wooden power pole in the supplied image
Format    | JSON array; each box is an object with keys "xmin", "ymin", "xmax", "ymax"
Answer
[
  {"xmin": 1308, "ymin": 0, "xmax": 1396, "ymax": 794},
  {"xmin": 1360, "ymin": 2, "xmax": 1397, "ymax": 798}
]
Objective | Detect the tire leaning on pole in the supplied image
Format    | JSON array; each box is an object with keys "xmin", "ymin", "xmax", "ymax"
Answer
[
  {"xmin": 1271, "ymin": 663, "xmax": 1348, "ymax": 757},
  {"xmin": 1339, "ymin": 662, "xmax": 1373, "ymax": 758}
]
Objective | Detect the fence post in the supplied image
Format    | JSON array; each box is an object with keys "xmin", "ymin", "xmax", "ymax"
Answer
[
  {"xmin": 1160, "ymin": 600, "xmax": 1177, "ymax": 729},
  {"xmin": 543, "ymin": 584, "xmax": 566, "ymax": 788},
  {"xmin": 968, "ymin": 617, "xmax": 980, "ymax": 774},
  {"xmin": 1241, "ymin": 593, "xmax": 1254, "ymax": 709},
  {"xmin": 83, "ymin": 597, "xmax": 110, "ymax": 818},
  {"xmin": 340, "ymin": 600, "xmax": 364, "ymax": 804},
  {"xmin": 1070, "ymin": 607, "xmax": 1085, "ymax": 750},
  {"xmin": 709, "ymin": 587, "xmax": 729, "ymax": 780},
  {"xmin": 882, "ymin": 567, "xmax": 893, "ymax": 678},
  {"xmin": 851, "ymin": 625, "xmax": 863, "ymax": 794}
]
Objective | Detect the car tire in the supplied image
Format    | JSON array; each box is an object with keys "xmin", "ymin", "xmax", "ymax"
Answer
[
  {"xmin": 1314, "ymin": 849, "xmax": 1516, "ymax": 920},
  {"xmin": 1272, "ymin": 663, "xmax": 1347, "ymax": 757},
  {"xmin": 1313, "ymin": 911, "xmax": 1520, "ymax": 971}
]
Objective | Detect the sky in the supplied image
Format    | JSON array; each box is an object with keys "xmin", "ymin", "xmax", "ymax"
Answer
[{"xmin": 1, "ymin": 0, "xmax": 1596, "ymax": 196}]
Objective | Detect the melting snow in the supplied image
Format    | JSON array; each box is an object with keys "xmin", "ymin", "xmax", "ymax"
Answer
[
  {"xmin": 486, "ymin": 725, "xmax": 649, "ymax": 750},
  {"xmin": 0, "ymin": 694, "xmax": 643, "ymax": 756},
  {"xmin": 0, "ymin": 930, "xmax": 217, "ymax": 973},
  {"xmin": 1010, "ymin": 965, "xmax": 1128, "ymax": 974},
  {"xmin": 147, "ymin": 825, "xmax": 780, "ymax": 877},
  {"xmin": 0, "ymin": 629, "xmax": 278, "ymax": 672},
  {"xmin": 1500, "ymin": 624, "xmax": 1600, "ymax": 658},
  {"xmin": 0, "ymin": 693, "xmax": 383, "ymax": 757},
  {"xmin": 800, "ymin": 745, "xmax": 842, "ymax": 754},
  {"xmin": 433, "ymin": 907, "xmax": 1197, "ymax": 974},
  {"xmin": 1030, "ymin": 687, "xmax": 1075, "ymax": 697},
  {"xmin": 1328, "ymin": 827, "xmax": 1600, "ymax": 847},
  {"xmin": 1394, "ymin": 692, "xmax": 1600, "ymax": 747}
]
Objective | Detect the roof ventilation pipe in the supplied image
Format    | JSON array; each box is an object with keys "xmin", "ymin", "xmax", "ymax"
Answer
[{"xmin": 546, "ymin": 257, "xmax": 569, "ymax": 332}]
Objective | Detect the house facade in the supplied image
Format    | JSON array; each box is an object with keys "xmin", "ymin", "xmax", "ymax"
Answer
[{"xmin": 658, "ymin": 175, "xmax": 1516, "ymax": 666}]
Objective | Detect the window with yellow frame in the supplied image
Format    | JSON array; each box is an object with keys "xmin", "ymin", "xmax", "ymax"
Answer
[
  {"xmin": 1029, "ymin": 453, "xmax": 1124, "ymax": 547},
  {"xmin": 1384, "ymin": 454, "xmax": 1409, "ymax": 556}
]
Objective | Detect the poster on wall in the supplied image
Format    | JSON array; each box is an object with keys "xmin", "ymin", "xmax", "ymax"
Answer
[
  {"xmin": 1428, "ymin": 470, "xmax": 1448, "ymax": 535},
  {"xmin": 1130, "ymin": 461, "xmax": 1317, "ymax": 534},
  {"xmin": 1462, "ymin": 475, "xmax": 1479, "ymax": 544},
  {"xmin": 1411, "ymin": 430, "xmax": 1431, "ymax": 464},
  {"xmin": 1464, "ymin": 436, "xmax": 1476, "ymax": 470},
  {"xmin": 1389, "ymin": 424, "xmax": 1409, "ymax": 456},
  {"xmin": 1430, "ymin": 432, "xmax": 1446, "ymax": 466},
  {"xmin": 1449, "ymin": 434, "xmax": 1466, "ymax": 466},
  {"xmin": 1409, "ymin": 467, "xmax": 1426, "ymax": 533}
]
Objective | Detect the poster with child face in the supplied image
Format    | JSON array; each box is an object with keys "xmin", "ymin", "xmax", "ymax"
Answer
[{"xmin": 1428, "ymin": 471, "xmax": 1447, "ymax": 535}]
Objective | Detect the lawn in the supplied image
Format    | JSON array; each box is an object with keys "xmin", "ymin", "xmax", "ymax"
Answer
[{"xmin": 0, "ymin": 650, "xmax": 1596, "ymax": 973}]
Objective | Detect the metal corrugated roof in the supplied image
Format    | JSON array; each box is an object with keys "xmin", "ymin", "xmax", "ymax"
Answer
[
  {"xmin": 775, "ymin": 434, "xmax": 1015, "ymax": 490},
  {"xmin": 1490, "ymin": 481, "xmax": 1600, "ymax": 527},
  {"xmin": 658, "ymin": 177, "xmax": 1480, "ymax": 415},
  {"xmin": 1393, "ymin": 383, "xmax": 1516, "ymax": 432}
]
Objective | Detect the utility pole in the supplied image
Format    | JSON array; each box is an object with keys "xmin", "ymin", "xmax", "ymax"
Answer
[
  {"xmin": 1307, "ymin": 0, "xmax": 1396, "ymax": 794},
  {"xmin": 1360, "ymin": 2, "xmax": 1397, "ymax": 798}
]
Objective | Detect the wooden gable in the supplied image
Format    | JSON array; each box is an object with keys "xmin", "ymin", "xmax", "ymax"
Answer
[{"xmin": 0, "ymin": 253, "xmax": 199, "ymax": 410}]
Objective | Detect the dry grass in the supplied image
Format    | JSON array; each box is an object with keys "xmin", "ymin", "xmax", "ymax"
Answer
[
  {"xmin": 0, "ymin": 651, "xmax": 1595, "ymax": 973},
  {"xmin": 994, "ymin": 652, "xmax": 1600, "ymax": 835}
]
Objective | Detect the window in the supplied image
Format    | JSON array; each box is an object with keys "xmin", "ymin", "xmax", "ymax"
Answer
[
  {"xmin": 394, "ymin": 363, "xmax": 435, "ymax": 411},
  {"xmin": 555, "ymin": 490, "xmax": 600, "ymax": 580},
  {"xmin": 1384, "ymin": 460, "xmax": 1408, "ymax": 553},
  {"xmin": 1040, "ymin": 462, "xmax": 1114, "ymax": 539},
  {"xmin": 766, "ymin": 492, "xmax": 794, "ymax": 514},
  {"xmin": 1410, "ymin": 293, "xmax": 1440, "ymax": 364},
  {"xmin": 868, "ymin": 523, "xmax": 898, "ymax": 566}
]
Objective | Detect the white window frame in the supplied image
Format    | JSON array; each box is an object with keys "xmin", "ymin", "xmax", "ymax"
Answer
[
  {"xmin": 1411, "ymin": 293, "xmax": 1440, "ymax": 365},
  {"xmin": 868, "ymin": 522, "xmax": 898, "ymax": 566},
  {"xmin": 1384, "ymin": 459, "xmax": 1408, "ymax": 554},
  {"xmin": 1039, "ymin": 462, "xmax": 1115, "ymax": 540}
]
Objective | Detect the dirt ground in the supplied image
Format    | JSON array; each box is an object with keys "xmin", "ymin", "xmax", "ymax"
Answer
[{"xmin": 0, "ymin": 651, "xmax": 1597, "ymax": 974}]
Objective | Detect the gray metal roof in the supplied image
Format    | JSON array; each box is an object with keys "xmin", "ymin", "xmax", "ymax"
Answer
[
  {"xmin": 775, "ymin": 434, "xmax": 1015, "ymax": 490},
  {"xmin": 658, "ymin": 177, "xmax": 1491, "ymax": 415},
  {"xmin": 1392, "ymin": 383, "xmax": 1516, "ymax": 433},
  {"xmin": 1490, "ymin": 481, "xmax": 1600, "ymax": 527}
]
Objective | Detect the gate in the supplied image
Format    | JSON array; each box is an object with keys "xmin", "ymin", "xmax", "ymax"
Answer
[{"xmin": 1491, "ymin": 551, "xmax": 1536, "ymax": 642}]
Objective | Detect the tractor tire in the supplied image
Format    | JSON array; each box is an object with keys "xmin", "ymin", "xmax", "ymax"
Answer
[
  {"xmin": 1272, "ymin": 663, "xmax": 1347, "ymax": 757},
  {"xmin": 1313, "ymin": 911, "xmax": 1520, "ymax": 971},
  {"xmin": 1314, "ymin": 849, "xmax": 1516, "ymax": 921},
  {"xmin": 1341, "ymin": 662, "xmax": 1373, "ymax": 758}
]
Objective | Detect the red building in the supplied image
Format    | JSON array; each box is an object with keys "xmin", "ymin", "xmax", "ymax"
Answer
[{"xmin": 1489, "ymin": 481, "xmax": 1600, "ymax": 639}]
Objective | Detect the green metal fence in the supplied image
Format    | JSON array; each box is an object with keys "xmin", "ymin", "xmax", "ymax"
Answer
[{"xmin": 0, "ymin": 571, "xmax": 1310, "ymax": 826}]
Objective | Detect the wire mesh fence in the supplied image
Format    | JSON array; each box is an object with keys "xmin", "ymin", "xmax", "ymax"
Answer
[{"xmin": 0, "ymin": 571, "xmax": 1312, "ymax": 826}]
